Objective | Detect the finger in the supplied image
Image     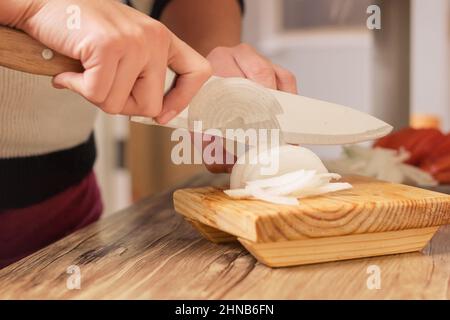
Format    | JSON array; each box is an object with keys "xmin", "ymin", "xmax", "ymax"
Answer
[
  {"xmin": 207, "ymin": 47, "xmax": 246, "ymax": 78},
  {"xmin": 190, "ymin": 132, "xmax": 236, "ymax": 174},
  {"xmin": 122, "ymin": 64, "xmax": 166, "ymax": 117},
  {"xmin": 232, "ymin": 44, "xmax": 277, "ymax": 89},
  {"xmin": 100, "ymin": 57, "xmax": 143, "ymax": 114},
  {"xmin": 205, "ymin": 163, "xmax": 235, "ymax": 174},
  {"xmin": 273, "ymin": 64, "xmax": 298, "ymax": 94},
  {"xmin": 202, "ymin": 135, "xmax": 236, "ymax": 174},
  {"xmin": 156, "ymin": 34, "xmax": 212, "ymax": 124},
  {"xmin": 53, "ymin": 55, "xmax": 119, "ymax": 106}
]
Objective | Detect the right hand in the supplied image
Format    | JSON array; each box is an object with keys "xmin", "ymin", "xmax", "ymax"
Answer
[{"xmin": 18, "ymin": 0, "xmax": 212, "ymax": 123}]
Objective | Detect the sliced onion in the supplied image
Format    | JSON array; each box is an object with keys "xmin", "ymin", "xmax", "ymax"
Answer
[
  {"xmin": 248, "ymin": 188, "xmax": 299, "ymax": 206},
  {"xmin": 264, "ymin": 170, "xmax": 316, "ymax": 196},
  {"xmin": 223, "ymin": 188, "xmax": 252, "ymax": 199},
  {"xmin": 294, "ymin": 182, "xmax": 353, "ymax": 198},
  {"xmin": 246, "ymin": 169, "xmax": 308, "ymax": 189},
  {"xmin": 230, "ymin": 145, "xmax": 328, "ymax": 189},
  {"xmin": 224, "ymin": 145, "xmax": 352, "ymax": 205}
]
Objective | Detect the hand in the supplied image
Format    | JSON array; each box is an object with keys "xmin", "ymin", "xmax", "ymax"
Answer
[
  {"xmin": 207, "ymin": 43, "xmax": 298, "ymax": 94},
  {"xmin": 19, "ymin": 0, "xmax": 211, "ymax": 122},
  {"xmin": 201, "ymin": 43, "xmax": 299, "ymax": 173}
]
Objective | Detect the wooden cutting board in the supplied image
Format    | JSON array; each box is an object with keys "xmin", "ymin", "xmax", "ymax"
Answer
[{"xmin": 173, "ymin": 175, "xmax": 450, "ymax": 267}]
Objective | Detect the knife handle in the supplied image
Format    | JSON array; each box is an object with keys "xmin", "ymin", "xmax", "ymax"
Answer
[
  {"xmin": 0, "ymin": 26, "xmax": 83, "ymax": 76},
  {"xmin": 0, "ymin": 26, "xmax": 176, "ymax": 91}
]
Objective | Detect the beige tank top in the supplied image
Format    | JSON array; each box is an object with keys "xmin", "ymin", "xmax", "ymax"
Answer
[{"xmin": 0, "ymin": 0, "xmax": 154, "ymax": 158}]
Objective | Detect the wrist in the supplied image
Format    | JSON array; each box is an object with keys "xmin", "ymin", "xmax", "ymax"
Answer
[{"xmin": 1, "ymin": 0, "xmax": 47, "ymax": 29}]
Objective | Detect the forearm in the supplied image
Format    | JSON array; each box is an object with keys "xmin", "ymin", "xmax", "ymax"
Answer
[
  {"xmin": 0, "ymin": 0, "xmax": 44, "ymax": 28},
  {"xmin": 159, "ymin": 0, "xmax": 242, "ymax": 56}
]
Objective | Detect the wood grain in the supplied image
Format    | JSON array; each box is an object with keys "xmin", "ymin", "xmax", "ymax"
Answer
[
  {"xmin": 174, "ymin": 176, "xmax": 450, "ymax": 243},
  {"xmin": 1, "ymin": 174, "xmax": 450, "ymax": 299},
  {"xmin": 186, "ymin": 218, "xmax": 236, "ymax": 243},
  {"xmin": 0, "ymin": 26, "xmax": 83, "ymax": 76},
  {"xmin": 239, "ymin": 227, "xmax": 438, "ymax": 267}
]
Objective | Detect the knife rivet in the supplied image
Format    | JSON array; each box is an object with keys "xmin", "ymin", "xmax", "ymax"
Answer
[{"xmin": 41, "ymin": 49, "xmax": 54, "ymax": 61}]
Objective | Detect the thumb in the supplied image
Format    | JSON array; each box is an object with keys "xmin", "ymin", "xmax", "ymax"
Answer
[{"xmin": 52, "ymin": 72, "xmax": 85, "ymax": 94}]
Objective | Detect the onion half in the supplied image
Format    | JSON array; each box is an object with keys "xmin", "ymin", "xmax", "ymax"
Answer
[{"xmin": 225, "ymin": 145, "xmax": 352, "ymax": 205}]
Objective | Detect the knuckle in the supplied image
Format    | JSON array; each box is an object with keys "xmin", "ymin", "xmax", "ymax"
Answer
[
  {"xmin": 96, "ymin": 33, "xmax": 126, "ymax": 56},
  {"xmin": 208, "ymin": 46, "xmax": 229, "ymax": 57},
  {"xmin": 144, "ymin": 109, "xmax": 161, "ymax": 118},
  {"xmin": 84, "ymin": 90, "xmax": 107, "ymax": 105},
  {"xmin": 249, "ymin": 64, "xmax": 275, "ymax": 79},
  {"xmin": 140, "ymin": 104, "xmax": 162, "ymax": 118},
  {"xmin": 280, "ymin": 69, "xmax": 297, "ymax": 82},
  {"xmin": 287, "ymin": 71, "xmax": 297, "ymax": 82},
  {"xmin": 147, "ymin": 21, "xmax": 169, "ymax": 41},
  {"xmin": 237, "ymin": 42, "xmax": 253, "ymax": 52},
  {"xmin": 199, "ymin": 62, "xmax": 213, "ymax": 79},
  {"xmin": 136, "ymin": 96, "xmax": 163, "ymax": 118},
  {"xmin": 101, "ymin": 102, "xmax": 122, "ymax": 115}
]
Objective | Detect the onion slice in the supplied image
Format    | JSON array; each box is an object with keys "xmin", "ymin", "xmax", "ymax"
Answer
[
  {"xmin": 224, "ymin": 146, "xmax": 352, "ymax": 205},
  {"xmin": 248, "ymin": 188, "xmax": 299, "ymax": 206},
  {"xmin": 294, "ymin": 182, "xmax": 353, "ymax": 198},
  {"xmin": 246, "ymin": 169, "xmax": 310, "ymax": 189},
  {"xmin": 264, "ymin": 170, "xmax": 316, "ymax": 196},
  {"xmin": 230, "ymin": 145, "xmax": 328, "ymax": 189}
]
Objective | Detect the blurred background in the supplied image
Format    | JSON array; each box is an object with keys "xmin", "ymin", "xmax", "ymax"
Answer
[{"xmin": 95, "ymin": 0, "xmax": 450, "ymax": 215}]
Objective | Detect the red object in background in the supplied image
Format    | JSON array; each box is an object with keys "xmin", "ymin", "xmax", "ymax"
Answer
[
  {"xmin": 421, "ymin": 153, "xmax": 450, "ymax": 175},
  {"xmin": 407, "ymin": 129, "xmax": 445, "ymax": 165},
  {"xmin": 374, "ymin": 127, "xmax": 416, "ymax": 149},
  {"xmin": 434, "ymin": 171, "xmax": 450, "ymax": 184},
  {"xmin": 374, "ymin": 127, "xmax": 450, "ymax": 184},
  {"xmin": 421, "ymin": 153, "xmax": 450, "ymax": 184},
  {"xmin": 374, "ymin": 128, "xmax": 445, "ymax": 165},
  {"xmin": 419, "ymin": 135, "xmax": 450, "ymax": 183},
  {"xmin": 421, "ymin": 134, "xmax": 450, "ymax": 164}
]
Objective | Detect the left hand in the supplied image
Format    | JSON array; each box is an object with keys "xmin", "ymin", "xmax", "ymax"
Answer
[
  {"xmin": 200, "ymin": 43, "xmax": 299, "ymax": 173},
  {"xmin": 207, "ymin": 43, "xmax": 298, "ymax": 94}
]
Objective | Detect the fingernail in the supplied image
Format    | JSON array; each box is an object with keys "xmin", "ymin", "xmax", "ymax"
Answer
[{"xmin": 156, "ymin": 110, "xmax": 177, "ymax": 124}]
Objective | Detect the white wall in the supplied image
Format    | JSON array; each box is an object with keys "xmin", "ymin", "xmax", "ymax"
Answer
[
  {"xmin": 411, "ymin": 0, "xmax": 450, "ymax": 130},
  {"xmin": 242, "ymin": 0, "xmax": 373, "ymax": 158},
  {"xmin": 243, "ymin": 0, "xmax": 450, "ymax": 153}
]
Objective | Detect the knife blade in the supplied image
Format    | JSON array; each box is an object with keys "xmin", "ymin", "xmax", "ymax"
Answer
[
  {"xmin": 0, "ymin": 26, "xmax": 392, "ymax": 145},
  {"xmin": 132, "ymin": 78, "xmax": 393, "ymax": 145}
]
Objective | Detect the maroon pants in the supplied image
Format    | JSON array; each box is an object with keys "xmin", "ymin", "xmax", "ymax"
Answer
[{"xmin": 0, "ymin": 171, "xmax": 103, "ymax": 268}]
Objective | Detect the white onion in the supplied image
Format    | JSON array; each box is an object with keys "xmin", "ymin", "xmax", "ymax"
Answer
[
  {"xmin": 230, "ymin": 145, "xmax": 328, "ymax": 189},
  {"xmin": 263, "ymin": 170, "xmax": 316, "ymax": 196},
  {"xmin": 248, "ymin": 187, "xmax": 299, "ymax": 206},
  {"xmin": 187, "ymin": 77, "xmax": 283, "ymax": 146},
  {"xmin": 293, "ymin": 182, "xmax": 353, "ymax": 198},
  {"xmin": 223, "ymin": 188, "xmax": 251, "ymax": 199},
  {"xmin": 246, "ymin": 169, "xmax": 309, "ymax": 189},
  {"xmin": 225, "ymin": 145, "xmax": 352, "ymax": 205}
]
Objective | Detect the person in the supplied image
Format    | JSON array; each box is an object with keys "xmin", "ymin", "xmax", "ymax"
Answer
[{"xmin": 0, "ymin": 0, "xmax": 298, "ymax": 268}]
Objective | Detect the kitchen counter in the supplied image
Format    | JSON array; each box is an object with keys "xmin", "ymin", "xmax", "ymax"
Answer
[{"xmin": 1, "ymin": 174, "xmax": 449, "ymax": 299}]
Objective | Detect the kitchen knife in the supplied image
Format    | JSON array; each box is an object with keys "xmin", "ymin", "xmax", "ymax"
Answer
[{"xmin": 0, "ymin": 26, "xmax": 392, "ymax": 145}]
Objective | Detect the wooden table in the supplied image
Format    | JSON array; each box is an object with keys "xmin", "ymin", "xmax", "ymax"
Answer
[{"xmin": 1, "ymin": 174, "xmax": 449, "ymax": 299}]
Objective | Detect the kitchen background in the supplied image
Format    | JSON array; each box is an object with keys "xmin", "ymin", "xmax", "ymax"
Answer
[{"xmin": 95, "ymin": 0, "xmax": 450, "ymax": 215}]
